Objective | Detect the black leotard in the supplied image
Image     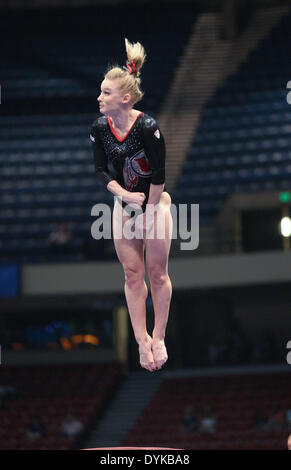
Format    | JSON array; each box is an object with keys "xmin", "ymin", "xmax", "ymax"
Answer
[{"xmin": 90, "ymin": 112, "xmax": 166, "ymax": 213}]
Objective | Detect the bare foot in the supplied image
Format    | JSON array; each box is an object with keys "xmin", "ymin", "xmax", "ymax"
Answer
[
  {"xmin": 138, "ymin": 335, "xmax": 155, "ymax": 372},
  {"xmin": 152, "ymin": 338, "xmax": 168, "ymax": 370}
]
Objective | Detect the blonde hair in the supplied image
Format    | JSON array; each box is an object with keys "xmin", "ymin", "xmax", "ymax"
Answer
[{"xmin": 105, "ymin": 38, "xmax": 146, "ymax": 106}]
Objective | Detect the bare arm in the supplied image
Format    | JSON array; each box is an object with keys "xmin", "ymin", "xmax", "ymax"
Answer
[
  {"xmin": 107, "ymin": 180, "xmax": 146, "ymax": 207},
  {"xmin": 106, "ymin": 180, "xmax": 131, "ymax": 199}
]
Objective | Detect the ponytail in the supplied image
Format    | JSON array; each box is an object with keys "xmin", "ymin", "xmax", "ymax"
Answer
[{"xmin": 104, "ymin": 38, "xmax": 147, "ymax": 106}]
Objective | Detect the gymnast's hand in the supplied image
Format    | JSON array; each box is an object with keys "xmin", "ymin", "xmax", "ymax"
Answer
[{"xmin": 123, "ymin": 191, "xmax": 146, "ymax": 208}]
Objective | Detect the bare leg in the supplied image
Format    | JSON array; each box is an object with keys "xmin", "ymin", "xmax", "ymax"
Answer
[
  {"xmin": 145, "ymin": 192, "xmax": 173, "ymax": 370},
  {"xmin": 113, "ymin": 201, "xmax": 155, "ymax": 372}
]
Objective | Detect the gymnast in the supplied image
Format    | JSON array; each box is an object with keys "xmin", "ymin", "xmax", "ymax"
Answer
[{"xmin": 90, "ymin": 38, "xmax": 172, "ymax": 372}]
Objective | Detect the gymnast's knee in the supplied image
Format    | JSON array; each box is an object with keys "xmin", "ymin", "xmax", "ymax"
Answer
[
  {"xmin": 123, "ymin": 265, "xmax": 146, "ymax": 290},
  {"xmin": 148, "ymin": 265, "xmax": 169, "ymax": 288}
]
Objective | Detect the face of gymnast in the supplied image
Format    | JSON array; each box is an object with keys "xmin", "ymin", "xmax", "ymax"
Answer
[{"xmin": 97, "ymin": 78, "xmax": 132, "ymax": 117}]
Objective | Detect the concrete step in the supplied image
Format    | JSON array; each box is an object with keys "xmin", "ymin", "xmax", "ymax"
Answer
[{"xmin": 82, "ymin": 371, "xmax": 164, "ymax": 448}]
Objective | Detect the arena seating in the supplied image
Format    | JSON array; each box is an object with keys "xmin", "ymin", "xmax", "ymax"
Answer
[
  {"xmin": 1, "ymin": 363, "xmax": 288, "ymax": 450},
  {"xmin": 0, "ymin": 5, "xmax": 196, "ymax": 263},
  {"xmin": 2, "ymin": 8, "xmax": 291, "ymax": 260},
  {"xmin": 124, "ymin": 372, "xmax": 290, "ymax": 450},
  {"xmin": 0, "ymin": 362, "xmax": 122, "ymax": 450},
  {"xmin": 174, "ymin": 12, "xmax": 291, "ymax": 221}
]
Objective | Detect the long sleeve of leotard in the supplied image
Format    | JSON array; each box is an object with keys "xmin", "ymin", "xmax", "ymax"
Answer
[
  {"xmin": 142, "ymin": 118, "xmax": 166, "ymax": 185},
  {"xmin": 90, "ymin": 124, "xmax": 113, "ymax": 186}
]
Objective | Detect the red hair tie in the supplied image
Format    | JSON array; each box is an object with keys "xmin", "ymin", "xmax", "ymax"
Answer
[{"xmin": 125, "ymin": 61, "xmax": 136, "ymax": 74}]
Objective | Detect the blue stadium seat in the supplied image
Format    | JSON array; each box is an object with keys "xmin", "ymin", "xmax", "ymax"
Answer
[{"xmin": 177, "ymin": 10, "xmax": 291, "ymax": 219}]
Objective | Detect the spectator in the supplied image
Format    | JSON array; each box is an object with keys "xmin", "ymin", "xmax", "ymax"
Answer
[
  {"xmin": 26, "ymin": 415, "xmax": 45, "ymax": 440},
  {"xmin": 0, "ymin": 384, "xmax": 17, "ymax": 403},
  {"xmin": 179, "ymin": 405, "xmax": 198, "ymax": 433},
  {"xmin": 252, "ymin": 409, "xmax": 268, "ymax": 430},
  {"xmin": 0, "ymin": 384, "xmax": 16, "ymax": 399},
  {"xmin": 208, "ymin": 342, "xmax": 220, "ymax": 366},
  {"xmin": 228, "ymin": 315, "xmax": 251, "ymax": 364},
  {"xmin": 47, "ymin": 223, "xmax": 73, "ymax": 255},
  {"xmin": 285, "ymin": 408, "xmax": 291, "ymax": 429},
  {"xmin": 288, "ymin": 434, "xmax": 291, "ymax": 450},
  {"xmin": 252, "ymin": 329, "xmax": 276, "ymax": 364},
  {"xmin": 265, "ymin": 406, "xmax": 285, "ymax": 431},
  {"xmin": 199, "ymin": 405, "xmax": 217, "ymax": 433},
  {"xmin": 207, "ymin": 333, "xmax": 230, "ymax": 366},
  {"xmin": 59, "ymin": 413, "xmax": 84, "ymax": 438},
  {"xmin": 286, "ymin": 409, "xmax": 291, "ymax": 429}
]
